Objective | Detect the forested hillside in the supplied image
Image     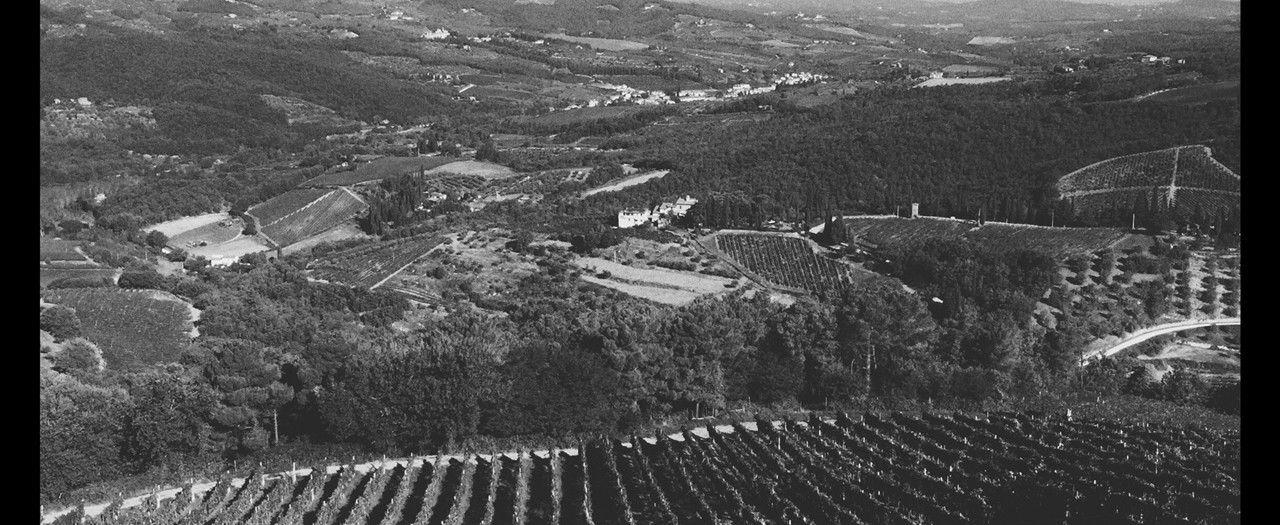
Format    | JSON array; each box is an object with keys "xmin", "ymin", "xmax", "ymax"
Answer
[
  {"xmin": 578, "ymin": 84, "xmax": 1239, "ymax": 227},
  {"xmin": 40, "ymin": 8, "xmax": 461, "ymax": 158}
]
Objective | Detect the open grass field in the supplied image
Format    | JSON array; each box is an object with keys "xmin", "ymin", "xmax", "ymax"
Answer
[
  {"xmin": 545, "ymin": 33, "xmax": 649, "ymax": 51},
  {"xmin": 301, "ymin": 156, "xmax": 459, "ymax": 187},
  {"xmin": 188, "ymin": 236, "xmax": 273, "ymax": 266},
  {"xmin": 804, "ymin": 24, "xmax": 897, "ymax": 43},
  {"xmin": 574, "ymin": 256, "xmax": 738, "ymax": 305},
  {"xmin": 145, "ymin": 212, "xmax": 226, "ymax": 237},
  {"xmin": 466, "ymin": 86, "xmax": 539, "ymax": 102},
  {"xmin": 42, "ymin": 289, "xmax": 194, "ymax": 370},
  {"xmin": 581, "ymin": 170, "xmax": 670, "ymax": 197},
  {"xmin": 166, "ymin": 214, "xmax": 243, "ymax": 249},
  {"xmin": 39, "ymin": 238, "xmax": 87, "ymax": 262},
  {"xmin": 426, "ymin": 160, "xmax": 519, "ymax": 179},
  {"xmin": 580, "ymin": 275, "xmax": 704, "ymax": 305},
  {"xmin": 916, "ymin": 77, "xmax": 1012, "ymax": 87}
]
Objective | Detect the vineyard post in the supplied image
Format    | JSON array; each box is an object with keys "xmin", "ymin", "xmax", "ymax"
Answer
[{"xmin": 865, "ymin": 344, "xmax": 874, "ymax": 397}]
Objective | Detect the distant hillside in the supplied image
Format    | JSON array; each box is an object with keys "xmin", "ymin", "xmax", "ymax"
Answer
[{"xmin": 40, "ymin": 5, "xmax": 461, "ymax": 155}]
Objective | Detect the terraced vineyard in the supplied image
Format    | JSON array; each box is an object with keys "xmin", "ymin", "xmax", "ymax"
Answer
[
  {"xmin": 841, "ymin": 216, "xmax": 974, "ymax": 247},
  {"xmin": 253, "ymin": 189, "xmax": 370, "ymax": 248},
  {"xmin": 965, "ymin": 223, "xmax": 1129, "ymax": 260},
  {"xmin": 714, "ymin": 233, "xmax": 875, "ymax": 293},
  {"xmin": 72, "ymin": 411, "xmax": 1239, "ymax": 525},
  {"xmin": 1058, "ymin": 147, "xmax": 1181, "ymax": 193},
  {"xmin": 42, "ymin": 289, "xmax": 194, "ymax": 370},
  {"xmin": 1057, "ymin": 145, "xmax": 1240, "ymax": 219},
  {"xmin": 245, "ymin": 188, "xmax": 333, "ymax": 226},
  {"xmin": 310, "ymin": 234, "xmax": 447, "ymax": 289},
  {"xmin": 841, "ymin": 217, "xmax": 1133, "ymax": 260}
]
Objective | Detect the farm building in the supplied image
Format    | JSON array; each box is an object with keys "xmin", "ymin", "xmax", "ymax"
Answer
[
  {"xmin": 618, "ymin": 209, "xmax": 654, "ymax": 228},
  {"xmin": 673, "ymin": 195, "xmax": 698, "ymax": 215},
  {"xmin": 617, "ymin": 196, "xmax": 698, "ymax": 228},
  {"xmin": 678, "ymin": 89, "xmax": 720, "ymax": 101},
  {"xmin": 422, "ymin": 28, "xmax": 450, "ymax": 40}
]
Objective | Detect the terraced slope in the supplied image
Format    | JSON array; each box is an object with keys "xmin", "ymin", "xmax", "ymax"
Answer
[
  {"xmin": 247, "ymin": 189, "xmax": 369, "ymax": 248},
  {"xmin": 1057, "ymin": 145, "xmax": 1240, "ymax": 219},
  {"xmin": 67, "ymin": 411, "xmax": 1239, "ymax": 525},
  {"xmin": 42, "ymin": 289, "xmax": 194, "ymax": 370},
  {"xmin": 310, "ymin": 234, "xmax": 447, "ymax": 289}
]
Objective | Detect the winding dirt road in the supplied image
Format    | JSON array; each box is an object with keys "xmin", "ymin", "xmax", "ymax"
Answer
[{"xmin": 1080, "ymin": 317, "xmax": 1240, "ymax": 365}]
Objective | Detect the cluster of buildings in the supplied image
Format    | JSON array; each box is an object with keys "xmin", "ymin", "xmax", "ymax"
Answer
[
  {"xmin": 617, "ymin": 196, "xmax": 699, "ymax": 228},
  {"xmin": 555, "ymin": 71, "xmax": 824, "ymax": 110},
  {"xmin": 774, "ymin": 71, "xmax": 831, "ymax": 86},
  {"xmin": 421, "ymin": 28, "xmax": 450, "ymax": 40},
  {"xmin": 1140, "ymin": 54, "xmax": 1184, "ymax": 65}
]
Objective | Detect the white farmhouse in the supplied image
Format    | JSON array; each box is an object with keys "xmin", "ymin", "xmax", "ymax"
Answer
[
  {"xmin": 422, "ymin": 28, "xmax": 451, "ymax": 40},
  {"xmin": 618, "ymin": 209, "xmax": 654, "ymax": 228},
  {"xmin": 673, "ymin": 195, "xmax": 698, "ymax": 215}
]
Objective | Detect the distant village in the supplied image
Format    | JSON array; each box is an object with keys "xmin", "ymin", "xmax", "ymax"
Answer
[{"xmin": 553, "ymin": 71, "xmax": 830, "ymax": 110}]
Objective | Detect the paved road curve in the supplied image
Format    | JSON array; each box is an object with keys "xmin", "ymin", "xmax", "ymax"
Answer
[{"xmin": 1080, "ymin": 317, "xmax": 1240, "ymax": 365}]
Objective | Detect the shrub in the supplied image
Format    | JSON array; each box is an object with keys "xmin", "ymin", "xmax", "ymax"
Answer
[
  {"xmin": 118, "ymin": 270, "xmax": 164, "ymax": 290},
  {"xmin": 41, "ymin": 305, "xmax": 82, "ymax": 341},
  {"xmin": 53, "ymin": 338, "xmax": 102, "ymax": 373},
  {"xmin": 47, "ymin": 277, "xmax": 115, "ymax": 289}
]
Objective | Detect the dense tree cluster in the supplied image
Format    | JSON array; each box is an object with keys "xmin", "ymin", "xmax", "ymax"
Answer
[{"xmin": 85, "ymin": 166, "xmax": 323, "ymax": 226}]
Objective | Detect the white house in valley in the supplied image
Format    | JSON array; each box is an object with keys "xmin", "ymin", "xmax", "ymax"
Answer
[
  {"xmin": 617, "ymin": 209, "xmax": 654, "ymax": 228},
  {"xmin": 616, "ymin": 195, "xmax": 698, "ymax": 228}
]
